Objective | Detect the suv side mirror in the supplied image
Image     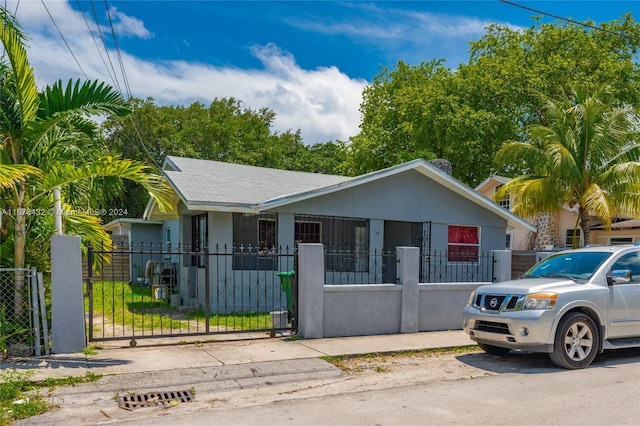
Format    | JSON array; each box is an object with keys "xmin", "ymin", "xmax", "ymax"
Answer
[{"xmin": 607, "ymin": 269, "xmax": 632, "ymax": 285}]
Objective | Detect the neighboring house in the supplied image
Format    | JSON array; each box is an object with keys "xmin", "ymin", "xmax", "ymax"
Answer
[
  {"xmin": 103, "ymin": 218, "xmax": 179, "ymax": 283},
  {"xmin": 475, "ymin": 175, "xmax": 640, "ymax": 250},
  {"xmin": 590, "ymin": 218, "xmax": 640, "ymax": 246},
  {"xmin": 142, "ymin": 157, "xmax": 535, "ymax": 311}
]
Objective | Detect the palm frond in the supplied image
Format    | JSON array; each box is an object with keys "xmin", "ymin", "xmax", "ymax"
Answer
[
  {"xmin": 38, "ymin": 156, "xmax": 173, "ymax": 212},
  {"xmin": 0, "ymin": 7, "xmax": 38, "ymax": 125},
  {"xmin": 38, "ymin": 79, "xmax": 131, "ymax": 119},
  {"xmin": 0, "ymin": 163, "xmax": 41, "ymax": 188}
]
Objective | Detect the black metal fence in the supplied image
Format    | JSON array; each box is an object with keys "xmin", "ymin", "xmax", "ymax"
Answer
[
  {"xmin": 323, "ymin": 249, "xmax": 495, "ymax": 284},
  {"xmin": 85, "ymin": 242, "xmax": 297, "ymax": 344},
  {"xmin": 421, "ymin": 250, "xmax": 495, "ymax": 283}
]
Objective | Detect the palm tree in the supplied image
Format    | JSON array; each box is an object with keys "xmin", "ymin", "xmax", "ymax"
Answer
[
  {"xmin": 0, "ymin": 7, "xmax": 172, "ymax": 316},
  {"xmin": 495, "ymin": 86, "xmax": 640, "ymax": 247}
]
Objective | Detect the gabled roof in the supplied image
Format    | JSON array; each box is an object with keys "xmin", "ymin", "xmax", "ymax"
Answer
[
  {"xmin": 474, "ymin": 174, "xmax": 511, "ymax": 192},
  {"xmin": 145, "ymin": 156, "xmax": 536, "ymax": 232}
]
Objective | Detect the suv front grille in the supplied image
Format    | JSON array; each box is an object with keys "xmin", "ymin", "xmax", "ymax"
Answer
[
  {"xmin": 476, "ymin": 294, "xmax": 521, "ymax": 312},
  {"xmin": 475, "ymin": 320, "xmax": 510, "ymax": 335}
]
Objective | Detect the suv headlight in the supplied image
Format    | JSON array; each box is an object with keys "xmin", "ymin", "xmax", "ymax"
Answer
[
  {"xmin": 523, "ymin": 292, "xmax": 558, "ymax": 310},
  {"xmin": 468, "ymin": 290, "xmax": 476, "ymax": 306}
]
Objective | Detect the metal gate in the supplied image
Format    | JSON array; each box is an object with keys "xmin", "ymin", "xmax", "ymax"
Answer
[
  {"xmin": 85, "ymin": 242, "xmax": 297, "ymax": 344},
  {"xmin": 0, "ymin": 267, "xmax": 48, "ymax": 356}
]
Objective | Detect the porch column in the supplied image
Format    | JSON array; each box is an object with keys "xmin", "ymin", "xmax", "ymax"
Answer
[
  {"xmin": 398, "ymin": 246, "xmax": 419, "ymax": 333},
  {"xmin": 298, "ymin": 243, "xmax": 325, "ymax": 338}
]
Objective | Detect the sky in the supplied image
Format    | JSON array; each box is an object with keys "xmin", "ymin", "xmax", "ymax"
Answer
[{"xmin": 5, "ymin": 1, "xmax": 638, "ymax": 145}]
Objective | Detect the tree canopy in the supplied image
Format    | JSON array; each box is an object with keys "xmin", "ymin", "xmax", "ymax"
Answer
[
  {"xmin": 102, "ymin": 98, "xmax": 348, "ymax": 217},
  {"xmin": 346, "ymin": 14, "xmax": 640, "ymax": 187},
  {"xmin": 495, "ymin": 86, "xmax": 640, "ymax": 246}
]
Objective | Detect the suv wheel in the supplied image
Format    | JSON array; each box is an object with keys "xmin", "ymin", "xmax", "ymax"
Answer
[
  {"xmin": 549, "ymin": 312, "xmax": 599, "ymax": 369},
  {"xmin": 478, "ymin": 343, "xmax": 511, "ymax": 356}
]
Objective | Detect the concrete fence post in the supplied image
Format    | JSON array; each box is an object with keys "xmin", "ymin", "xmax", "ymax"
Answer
[
  {"xmin": 398, "ymin": 246, "xmax": 419, "ymax": 333},
  {"xmin": 51, "ymin": 235, "xmax": 86, "ymax": 353},
  {"xmin": 298, "ymin": 243, "xmax": 325, "ymax": 338},
  {"xmin": 492, "ymin": 250, "xmax": 512, "ymax": 282}
]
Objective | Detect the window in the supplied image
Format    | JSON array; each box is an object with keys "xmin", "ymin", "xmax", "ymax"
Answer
[
  {"xmin": 565, "ymin": 229, "xmax": 581, "ymax": 248},
  {"xmin": 233, "ymin": 213, "xmax": 277, "ymax": 270},
  {"xmin": 610, "ymin": 252, "xmax": 640, "ymax": 284},
  {"xmin": 610, "ymin": 237, "xmax": 633, "ymax": 245},
  {"xmin": 295, "ymin": 220, "xmax": 321, "ymax": 243},
  {"xmin": 191, "ymin": 214, "xmax": 208, "ymax": 267},
  {"xmin": 505, "ymin": 232, "xmax": 513, "ymax": 250},
  {"xmin": 295, "ymin": 215, "xmax": 369, "ymax": 272},
  {"xmin": 448, "ymin": 225, "xmax": 479, "ymax": 262},
  {"xmin": 495, "ymin": 184, "xmax": 510, "ymax": 210}
]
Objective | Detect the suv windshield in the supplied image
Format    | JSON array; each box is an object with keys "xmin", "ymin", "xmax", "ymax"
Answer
[{"xmin": 523, "ymin": 251, "xmax": 612, "ymax": 280}]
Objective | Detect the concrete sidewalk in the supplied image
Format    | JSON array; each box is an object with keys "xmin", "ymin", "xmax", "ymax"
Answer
[{"xmin": 3, "ymin": 330, "xmax": 474, "ymax": 381}]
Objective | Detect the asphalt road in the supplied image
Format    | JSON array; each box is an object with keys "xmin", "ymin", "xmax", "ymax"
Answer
[{"xmin": 17, "ymin": 348, "xmax": 640, "ymax": 426}]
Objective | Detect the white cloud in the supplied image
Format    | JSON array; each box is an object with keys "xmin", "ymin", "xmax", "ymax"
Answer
[
  {"xmin": 108, "ymin": 6, "xmax": 154, "ymax": 39},
  {"xmin": 6, "ymin": 1, "xmax": 365, "ymax": 145}
]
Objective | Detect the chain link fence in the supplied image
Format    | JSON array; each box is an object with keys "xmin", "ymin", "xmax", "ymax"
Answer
[{"xmin": 0, "ymin": 268, "xmax": 38, "ymax": 357}]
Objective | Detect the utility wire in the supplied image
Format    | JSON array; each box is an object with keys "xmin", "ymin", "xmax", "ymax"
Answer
[
  {"xmin": 40, "ymin": 0, "xmax": 89, "ymax": 80},
  {"xmin": 499, "ymin": 0, "xmax": 640, "ymax": 43},
  {"xmin": 89, "ymin": 0, "xmax": 122, "ymax": 94},
  {"xmin": 99, "ymin": 1, "xmax": 160, "ymax": 168},
  {"xmin": 75, "ymin": 0, "xmax": 118, "ymax": 88},
  {"xmin": 104, "ymin": 0, "xmax": 132, "ymax": 99}
]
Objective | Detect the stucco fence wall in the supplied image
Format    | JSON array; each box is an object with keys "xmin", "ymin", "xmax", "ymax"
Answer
[{"xmin": 298, "ymin": 244, "xmax": 513, "ymax": 339}]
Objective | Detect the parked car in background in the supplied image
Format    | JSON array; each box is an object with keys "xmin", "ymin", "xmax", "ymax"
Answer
[{"xmin": 463, "ymin": 245, "xmax": 640, "ymax": 369}]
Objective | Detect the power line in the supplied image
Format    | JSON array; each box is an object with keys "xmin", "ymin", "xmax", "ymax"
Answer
[
  {"xmin": 89, "ymin": 0, "xmax": 122, "ymax": 94},
  {"xmin": 75, "ymin": 0, "xmax": 118, "ymax": 88},
  {"xmin": 104, "ymin": 0, "xmax": 132, "ymax": 99},
  {"xmin": 40, "ymin": 0, "xmax": 89, "ymax": 79},
  {"xmin": 499, "ymin": 0, "xmax": 640, "ymax": 43}
]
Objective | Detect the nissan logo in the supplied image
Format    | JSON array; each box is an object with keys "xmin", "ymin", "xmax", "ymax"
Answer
[{"xmin": 489, "ymin": 298, "xmax": 499, "ymax": 308}]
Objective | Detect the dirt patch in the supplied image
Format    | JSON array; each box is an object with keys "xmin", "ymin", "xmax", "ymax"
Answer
[{"xmin": 326, "ymin": 347, "xmax": 484, "ymax": 375}]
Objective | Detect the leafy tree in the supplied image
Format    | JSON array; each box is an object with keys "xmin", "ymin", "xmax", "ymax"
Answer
[
  {"xmin": 0, "ymin": 7, "xmax": 172, "ymax": 315},
  {"xmin": 495, "ymin": 86, "xmax": 640, "ymax": 247},
  {"xmin": 347, "ymin": 14, "xmax": 640, "ymax": 187},
  {"xmin": 103, "ymin": 98, "xmax": 347, "ymax": 217}
]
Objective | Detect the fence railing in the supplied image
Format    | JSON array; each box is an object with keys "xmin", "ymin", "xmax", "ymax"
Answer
[
  {"xmin": 421, "ymin": 250, "xmax": 495, "ymax": 283},
  {"xmin": 85, "ymin": 242, "xmax": 297, "ymax": 342},
  {"xmin": 0, "ymin": 267, "xmax": 46, "ymax": 357}
]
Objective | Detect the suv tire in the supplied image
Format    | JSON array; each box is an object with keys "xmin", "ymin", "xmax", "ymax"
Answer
[{"xmin": 549, "ymin": 312, "xmax": 599, "ymax": 369}]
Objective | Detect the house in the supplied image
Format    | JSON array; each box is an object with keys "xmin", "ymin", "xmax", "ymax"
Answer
[
  {"xmin": 142, "ymin": 157, "xmax": 535, "ymax": 312},
  {"xmin": 475, "ymin": 175, "xmax": 640, "ymax": 250}
]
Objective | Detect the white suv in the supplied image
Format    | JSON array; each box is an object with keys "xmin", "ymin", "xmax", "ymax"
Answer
[{"xmin": 463, "ymin": 245, "xmax": 640, "ymax": 369}]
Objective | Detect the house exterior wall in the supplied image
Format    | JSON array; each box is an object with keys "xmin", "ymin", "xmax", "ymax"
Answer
[
  {"xmin": 270, "ymin": 170, "xmax": 508, "ymax": 253},
  {"xmin": 476, "ymin": 180, "xmax": 531, "ymax": 250},
  {"xmin": 591, "ymin": 229, "xmax": 640, "ymax": 245}
]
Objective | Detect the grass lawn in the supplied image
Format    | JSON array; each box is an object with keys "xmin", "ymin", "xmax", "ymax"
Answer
[{"xmin": 86, "ymin": 281, "xmax": 276, "ymax": 335}]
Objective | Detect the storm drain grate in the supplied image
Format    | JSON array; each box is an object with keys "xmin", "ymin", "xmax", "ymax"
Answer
[{"xmin": 118, "ymin": 390, "xmax": 195, "ymax": 410}]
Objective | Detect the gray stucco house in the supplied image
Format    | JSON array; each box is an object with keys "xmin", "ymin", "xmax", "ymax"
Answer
[{"xmin": 140, "ymin": 156, "xmax": 535, "ymax": 312}]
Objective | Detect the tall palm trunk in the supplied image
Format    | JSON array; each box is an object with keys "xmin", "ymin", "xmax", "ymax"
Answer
[
  {"xmin": 579, "ymin": 206, "xmax": 591, "ymax": 247},
  {"xmin": 13, "ymin": 182, "xmax": 26, "ymax": 317}
]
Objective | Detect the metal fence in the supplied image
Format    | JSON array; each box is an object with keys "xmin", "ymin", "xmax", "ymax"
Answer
[
  {"xmin": 0, "ymin": 267, "xmax": 48, "ymax": 357},
  {"xmin": 85, "ymin": 242, "xmax": 297, "ymax": 344},
  {"xmin": 421, "ymin": 250, "xmax": 495, "ymax": 283},
  {"xmin": 323, "ymin": 249, "xmax": 495, "ymax": 284}
]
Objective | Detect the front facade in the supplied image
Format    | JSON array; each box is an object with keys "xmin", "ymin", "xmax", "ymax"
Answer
[{"xmin": 145, "ymin": 158, "xmax": 535, "ymax": 313}]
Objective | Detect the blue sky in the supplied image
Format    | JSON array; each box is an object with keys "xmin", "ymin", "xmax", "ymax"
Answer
[{"xmin": 7, "ymin": 1, "xmax": 637, "ymax": 144}]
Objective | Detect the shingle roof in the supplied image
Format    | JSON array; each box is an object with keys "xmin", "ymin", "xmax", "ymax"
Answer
[
  {"xmin": 151, "ymin": 156, "xmax": 536, "ymax": 233},
  {"xmin": 164, "ymin": 156, "xmax": 351, "ymax": 208}
]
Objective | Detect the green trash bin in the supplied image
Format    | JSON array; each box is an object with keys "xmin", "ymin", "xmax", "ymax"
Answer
[{"xmin": 276, "ymin": 270, "xmax": 295, "ymax": 316}]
